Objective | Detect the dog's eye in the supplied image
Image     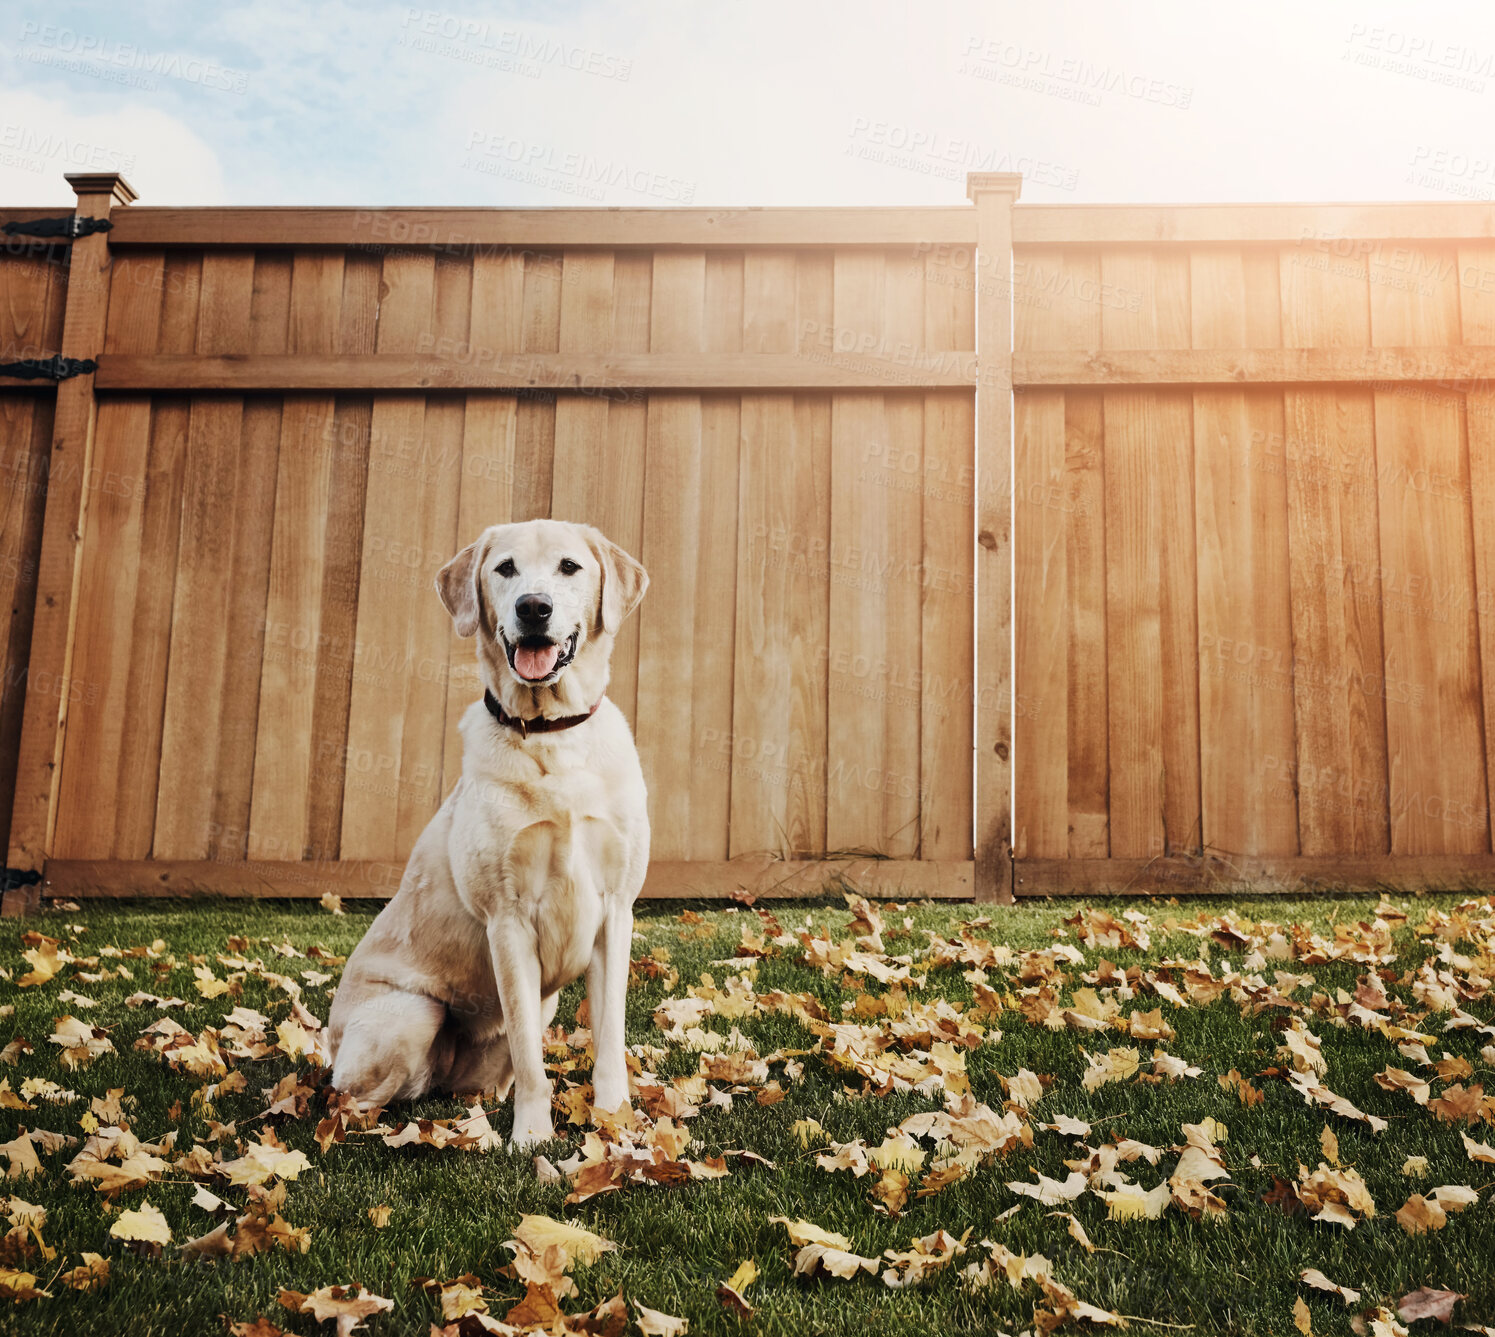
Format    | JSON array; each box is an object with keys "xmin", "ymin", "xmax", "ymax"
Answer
[
  {"xmin": 495, "ymin": 558, "xmax": 517, "ymax": 578},
  {"xmin": 558, "ymin": 558, "xmax": 582, "ymax": 575}
]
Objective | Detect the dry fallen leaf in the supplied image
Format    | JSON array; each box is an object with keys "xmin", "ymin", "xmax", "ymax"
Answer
[
  {"xmin": 511, "ymin": 1213, "xmax": 617, "ymax": 1267},
  {"xmin": 1396, "ymin": 1286, "xmax": 1463, "ymax": 1324},
  {"xmin": 0, "ymin": 1266, "xmax": 51, "ymax": 1302},
  {"xmin": 634, "ymin": 1300, "xmax": 690, "ymax": 1335},
  {"xmin": 109, "ymin": 1200, "xmax": 171, "ymax": 1247},
  {"xmin": 58, "ymin": 1252, "xmax": 109, "ymax": 1292},
  {"xmin": 716, "ymin": 1259, "xmax": 756, "ymax": 1317},
  {"xmin": 281, "ymin": 1283, "xmax": 394, "ymax": 1335},
  {"xmin": 1300, "ymin": 1267, "xmax": 1360, "ymax": 1306},
  {"xmin": 367, "ymin": 1205, "xmax": 391, "ymax": 1229},
  {"xmin": 792, "ymin": 1243, "xmax": 882, "ymax": 1280}
]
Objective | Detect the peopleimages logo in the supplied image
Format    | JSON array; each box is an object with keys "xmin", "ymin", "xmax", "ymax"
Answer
[
  {"xmin": 17, "ymin": 21, "xmax": 251, "ymax": 92},
  {"xmin": 462, "ymin": 132, "xmax": 696, "ymax": 203},
  {"xmin": 398, "ymin": 10, "xmax": 632, "ymax": 80},
  {"xmin": 846, "ymin": 119, "xmax": 1079, "ymax": 190},
  {"xmin": 956, "ymin": 37, "xmax": 1193, "ymax": 109}
]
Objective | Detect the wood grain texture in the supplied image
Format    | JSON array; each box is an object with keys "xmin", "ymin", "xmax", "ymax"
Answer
[
  {"xmin": 826, "ymin": 249, "xmax": 923, "ymax": 858},
  {"xmin": 94, "ymin": 349, "xmax": 981, "ymax": 391},
  {"xmin": 152, "ymin": 252, "xmax": 256, "ymax": 857},
  {"xmin": 730, "ymin": 253, "xmax": 832, "ymax": 858},
  {"xmin": 635, "ymin": 249, "xmax": 735, "ymax": 859},
  {"xmin": 340, "ymin": 250, "xmax": 438, "ymax": 860},
  {"xmin": 0, "ymin": 395, "xmax": 53, "ymax": 861},
  {"xmin": 920, "ymin": 243, "xmax": 975, "ymax": 861},
  {"xmin": 1100, "ymin": 249, "xmax": 1200, "ymax": 859},
  {"xmin": 1012, "ymin": 346, "xmax": 1495, "ymax": 386},
  {"xmin": 1460, "ymin": 243, "xmax": 1495, "ymax": 855},
  {"xmin": 43, "ymin": 856, "xmax": 976, "ymax": 900},
  {"xmin": 1012, "ymin": 248, "xmax": 1107, "ymax": 860},
  {"xmin": 110, "ymin": 206, "xmax": 979, "ymax": 249},
  {"xmin": 969, "ymin": 180, "xmax": 1018, "ymax": 899},
  {"xmin": 51, "ymin": 248, "xmax": 163, "ymax": 857},
  {"xmin": 5, "ymin": 182, "xmax": 126, "ymax": 872},
  {"xmin": 1189, "ymin": 249, "xmax": 1297, "ymax": 857},
  {"xmin": 1369, "ymin": 243, "xmax": 1487, "ymax": 854},
  {"xmin": 1279, "ymin": 243, "xmax": 1390, "ymax": 856}
]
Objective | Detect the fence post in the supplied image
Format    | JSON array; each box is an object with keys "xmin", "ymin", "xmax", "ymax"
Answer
[
  {"xmin": 2, "ymin": 172, "xmax": 136, "ymax": 917},
  {"xmin": 967, "ymin": 172, "xmax": 1021, "ymax": 904}
]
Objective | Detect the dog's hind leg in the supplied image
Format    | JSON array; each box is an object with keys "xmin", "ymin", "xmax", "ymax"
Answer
[{"xmin": 329, "ymin": 989, "xmax": 447, "ymax": 1106}]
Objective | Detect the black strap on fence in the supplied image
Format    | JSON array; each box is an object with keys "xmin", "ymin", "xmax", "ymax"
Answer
[
  {"xmin": 1, "ymin": 868, "xmax": 41, "ymax": 892},
  {"xmin": 2, "ymin": 215, "xmax": 113, "ymax": 240},
  {"xmin": 0, "ymin": 356, "xmax": 99, "ymax": 381}
]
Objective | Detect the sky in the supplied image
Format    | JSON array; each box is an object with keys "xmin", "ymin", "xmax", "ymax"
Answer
[{"xmin": 3, "ymin": 0, "xmax": 1495, "ymax": 209}]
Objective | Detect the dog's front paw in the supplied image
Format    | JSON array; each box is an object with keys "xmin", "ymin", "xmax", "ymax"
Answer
[
  {"xmin": 509, "ymin": 1101, "xmax": 554, "ymax": 1150},
  {"xmin": 510, "ymin": 1122, "xmax": 553, "ymax": 1150}
]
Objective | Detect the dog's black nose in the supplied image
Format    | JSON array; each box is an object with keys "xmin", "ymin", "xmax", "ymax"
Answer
[{"xmin": 515, "ymin": 593, "xmax": 553, "ymax": 624}]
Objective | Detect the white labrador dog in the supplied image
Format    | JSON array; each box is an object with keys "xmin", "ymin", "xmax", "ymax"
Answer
[{"xmin": 327, "ymin": 519, "xmax": 649, "ymax": 1147}]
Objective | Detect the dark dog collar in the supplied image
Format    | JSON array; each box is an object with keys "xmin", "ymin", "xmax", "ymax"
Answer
[{"xmin": 484, "ymin": 688, "xmax": 600, "ymax": 737}]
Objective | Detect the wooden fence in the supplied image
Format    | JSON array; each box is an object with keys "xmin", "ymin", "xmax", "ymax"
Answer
[
  {"xmin": 0, "ymin": 172, "xmax": 1009, "ymax": 911},
  {"xmin": 1013, "ymin": 203, "xmax": 1495, "ymax": 893},
  {"xmin": 6, "ymin": 172, "xmax": 1495, "ymax": 911}
]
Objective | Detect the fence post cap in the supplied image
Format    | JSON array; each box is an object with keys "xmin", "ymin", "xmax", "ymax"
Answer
[
  {"xmin": 64, "ymin": 173, "xmax": 138, "ymax": 206},
  {"xmin": 966, "ymin": 172, "xmax": 1023, "ymax": 201}
]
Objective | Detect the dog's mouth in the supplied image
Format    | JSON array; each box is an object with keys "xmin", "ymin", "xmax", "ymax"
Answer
[{"xmin": 501, "ymin": 630, "xmax": 579, "ymax": 684}]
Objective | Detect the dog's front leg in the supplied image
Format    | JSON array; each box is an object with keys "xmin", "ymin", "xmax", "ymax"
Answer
[
  {"xmin": 487, "ymin": 918, "xmax": 552, "ymax": 1148},
  {"xmin": 588, "ymin": 899, "xmax": 634, "ymax": 1114}
]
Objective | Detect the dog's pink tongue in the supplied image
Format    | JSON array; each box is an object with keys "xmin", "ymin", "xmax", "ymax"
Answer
[{"xmin": 514, "ymin": 643, "xmax": 561, "ymax": 681}]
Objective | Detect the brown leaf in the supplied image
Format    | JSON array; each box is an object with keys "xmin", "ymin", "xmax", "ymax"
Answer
[
  {"xmin": 1219, "ymin": 1068, "xmax": 1265, "ymax": 1106},
  {"xmin": 1395, "ymin": 1194, "xmax": 1446, "ymax": 1235},
  {"xmin": 504, "ymin": 1282, "xmax": 562, "ymax": 1329},
  {"xmin": 225, "ymin": 1319, "xmax": 286, "ymax": 1337},
  {"xmin": 1396, "ymin": 1286, "xmax": 1463, "ymax": 1324},
  {"xmin": 1320, "ymin": 1126, "xmax": 1339, "ymax": 1166},
  {"xmin": 291, "ymin": 1282, "xmax": 394, "ymax": 1330},
  {"xmin": 58, "ymin": 1252, "xmax": 108, "ymax": 1291},
  {"xmin": 1428, "ymin": 1083, "xmax": 1485, "ymax": 1124}
]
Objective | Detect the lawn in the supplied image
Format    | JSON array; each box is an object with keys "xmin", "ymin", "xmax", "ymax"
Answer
[{"xmin": 2, "ymin": 890, "xmax": 1494, "ymax": 1337}]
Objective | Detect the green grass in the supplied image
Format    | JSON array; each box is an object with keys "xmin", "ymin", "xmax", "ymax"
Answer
[{"xmin": 2, "ymin": 892, "xmax": 1493, "ymax": 1336}]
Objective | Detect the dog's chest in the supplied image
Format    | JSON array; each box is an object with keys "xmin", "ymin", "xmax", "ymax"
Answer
[{"xmin": 454, "ymin": 727, "xmax": 640, "ymax": 990}]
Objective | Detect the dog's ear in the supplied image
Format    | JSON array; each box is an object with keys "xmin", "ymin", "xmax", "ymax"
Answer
[
  {"xmin": 585, "ymin": 527, "xmax": 648, "ymax": 635},
  {"xmin": 436, "ymin": 536, "xmax": 485, "ymax": 638}
]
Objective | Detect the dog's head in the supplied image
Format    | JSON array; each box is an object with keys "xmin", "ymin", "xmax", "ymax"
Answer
[{"xmin": 437, "ymin": 519, "xmax": 648, "ymax": 716}]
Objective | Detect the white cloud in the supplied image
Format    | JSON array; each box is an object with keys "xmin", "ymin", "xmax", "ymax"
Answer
[{"xmin": 0, "ymin": 88, "xmax": 225, "ymax": 205}]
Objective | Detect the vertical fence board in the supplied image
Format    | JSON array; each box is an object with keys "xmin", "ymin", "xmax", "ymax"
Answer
[
  {"xmin": 968, "ymin": 176, "xmax": 1020, "ymax": 898},
  {"xmin": 1278, "ymin": 245, "xmax": 1389, "ymax": 856},
  {"xmin": 210, "ymin": 252, "xmax": 292, "ymax": 858},
  {"xmin": 919, "ymin": 243, "xmax": 975, "ymax": 860},
  {"xmin": 1369, "ymin": 243, "xmax": 1487, "ymax": 854},
  {"xmin": 1099, "ymin": 251, "xmax": 1199, "ymax": 858},
  {"xmin": 637, "ymin": 251, "xmax": 717, "ymax": 858},
  {"xmin": 1064, "ymin": 391, "xmax": 1109, "ymax": 857},
  {"xmin": 152, "ymin": 252, "xmax": 256, "ymax": 858},
  {"xmin": 731, "ymin": 251, "xmax": 830, "ymax": 857},
  {"xmin": 0, "ymin": 396, "xmax": 53, "ymax": 862},
  {"xmin": 1459, "ymin": 243, "xmax": 1495, "ymax": 849},
  {"xmin": 340, "ymin": 251, "xmax": 436, "ymax": 860},
  {"xmin": 441, "ymin": 394, "xmax": 516, "ymax": 795},
  {"xmin": 1190, "ymin": 249, "xmax": 1297, "ymax": 857}
]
